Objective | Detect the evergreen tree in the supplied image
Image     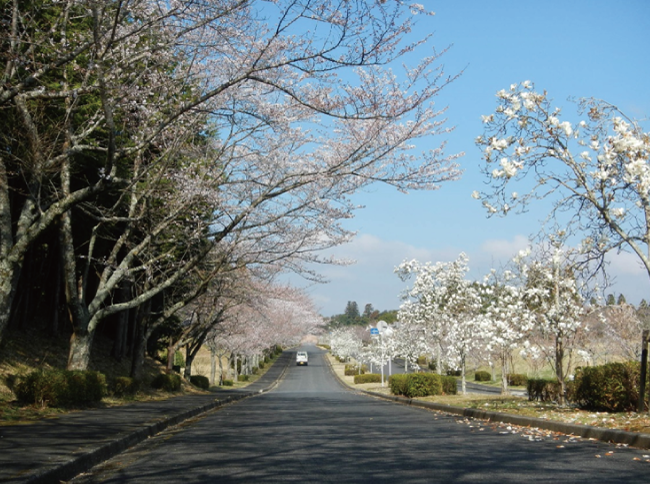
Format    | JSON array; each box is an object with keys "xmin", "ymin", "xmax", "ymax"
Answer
[
  {"xmin": 362, "ymin": 304, "xmax": 374, "ymax": 318},
  {"xmin": 344, "ymin": 301, "xmax": 360, "ymax": 320}
]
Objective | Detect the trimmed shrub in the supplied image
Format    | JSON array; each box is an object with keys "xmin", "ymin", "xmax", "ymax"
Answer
[
  {"xmin": 190, "ymin": 375, "xmax": 210, "ymax": 390},
  {"xmin": 354, "ymin": 373, "xmax": 382, "ymax": 384},
  {"xmin": 151, "ymin": 373, "xmax": 182, "ymax": 392},
  {"xmin": 474, "ymin": 371, "xmax": 491, "ymax": 382},
  {"xmin": 507, "ymin": 373, "xmax": 528, "ymax": 386},
  {"xmin": 222, "ymin": 379, "xmax": 234, "ymax": 386},
  {"xmin": 441, "ymin": 376, "xmax": 457, "ymax": 395},
  {"xmin": 239, "ymin": 374, "xmax": 250, "ymax": 382},
  {"xmin": 258, "ymin": 360, "xmax": 265, "ymax": 369},
  {"xmin": 573, "ymin": 362, "xmax": 648, "ymax": 412},
  {"xmin": 446, "ymin": 369, "xmax": 461, "ymax": 377},
  {"xmin": 389, "ymin": 373, "xmax": 442, "ymax": 398},
  {"xmin": 15, "ymin": 369, "xmax": 106, "ymax": 407},
  {"xmin": 417, "ymin": 356, "xmax": 428, "ymax": 366},
  {"xmin": 345, "ymin": 364, "xmax": 365, "ymax": 376},
  {"xmin": 389, "ymin": 374, "xmax": 409, "ymax": 395},
  {"xmin": 527, "ymin": 378, "xmax": 562, "ymax": 402},
  {"xmin": 111, "ymin": 376, "xmax": 140, "ymax": 397},
  {"xmin": 428, "ymin": 361, "xmax": 437, "ymax": 372}
]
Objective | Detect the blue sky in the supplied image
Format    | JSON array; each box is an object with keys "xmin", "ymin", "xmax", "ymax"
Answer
[{"xmin": 293, "ymin": 1, "xmax": 650, "ymax": 316}]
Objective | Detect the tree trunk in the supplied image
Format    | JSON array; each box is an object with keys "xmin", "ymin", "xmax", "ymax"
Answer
[
  {"xmin": 460, "ymin": 353, "xmax": 466, "ymax": 395},
  {"xmin": 501, "ymin": 350, "xmax": 509, "ymax": 395},
  {"xmin": 68, "ymin": 330, "xmax": 94, "ymax": 370},
  {"xmin": 556, "ymin": 334, "xmax": 566, "ymax": 405},
  {"xmin": 130, "ymin": 325, "xmax": 147, "ymax": 380},
  {"xmin": 210, "ymin": 350, "xmax": 216, "ymax": 386},
  {"xmin": 184, "ymin": 346, "xmax": 193, "ymax": 379},
  {"xmin": 167, "ymin": 343, "xmax": 177, "ymax": 372}
]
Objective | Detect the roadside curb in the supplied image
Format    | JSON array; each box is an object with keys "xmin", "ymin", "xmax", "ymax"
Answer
[
  {"xmin": 362, "ymin": 390, "xmax": 650, "ymax": 450},
  {"xmin": 19, "ymin": 352, "xmax": 293, "ymax": 484},
  {"xmin": 24, "ymin": 393, "xmax": 254, "ymax": 484},
  {"xmin": 324, "ymin": 353, "xmax": 650, "ymax": 450}
]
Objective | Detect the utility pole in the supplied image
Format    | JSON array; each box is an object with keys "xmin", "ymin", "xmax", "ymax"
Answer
[{"xmin": 639, "ymin": 330, "xmax": 649, "ymax": 413}]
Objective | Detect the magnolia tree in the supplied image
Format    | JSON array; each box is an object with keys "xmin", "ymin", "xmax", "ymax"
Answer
[
  {"xmin": 329, "ymin": 327, "xmax": 363, "ymax": 363},
  {"xmin": 479, "ymin": 270, "xmax": 532, "ymax": 394},
  {"xmin": 513, "ymin": 241, "xmax": 592, "ymax": 404},
  {"xmin": 390, "ymin": 320, "xmax": 429, "ymax": 372},
  {"xmin": 396, "ymin": 253, "xmax": 484, "ymax": 393},
  {"xmin": 474, "ymin": 81, "xmax": 650, "ymax": 300},
  {"xmin": 396, "ymin": 264, "xmax": 449, "ymax": 374}
]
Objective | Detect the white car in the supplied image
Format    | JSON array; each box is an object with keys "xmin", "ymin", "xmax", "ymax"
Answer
[{"xmin": 296, "ymin": 351, "xmax": 308, "ymax": 366}]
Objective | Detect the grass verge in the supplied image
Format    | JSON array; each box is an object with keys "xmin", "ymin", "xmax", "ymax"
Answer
[{"xmin": 327, "ymin": 354, "xmax": 650, "ymax": 434}]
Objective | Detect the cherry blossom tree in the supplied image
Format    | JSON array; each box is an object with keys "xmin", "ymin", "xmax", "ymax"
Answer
[
  {"xmin": 474, "ymin": 81, "xmax": 650, "ymax": 292},
  {"xmin": 2, "ymin": 0, "xmax": 463, "ymax": 369},
  {"xmin": 205, "ymin": 280, "xmax": 323, "ymax": 381}
]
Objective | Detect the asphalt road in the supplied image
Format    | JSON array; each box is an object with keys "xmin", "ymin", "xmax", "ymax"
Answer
[{"xmin": 73, "ymin": 345, "xmax": 650, "ymax": 483}]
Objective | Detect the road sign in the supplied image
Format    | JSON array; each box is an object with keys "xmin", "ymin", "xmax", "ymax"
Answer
[
  {"xmin": 370, "ymin": 328, "xmax": 379, "ymax": 335},
  {"xmin": 376, "ymin": 320, "xmax": 388, "ymax": 333}
]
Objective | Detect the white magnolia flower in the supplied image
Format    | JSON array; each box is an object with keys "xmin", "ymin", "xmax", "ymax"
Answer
[
  {"xmin": 559, "ymin": 121, "xmax": 572, "ymax": 137},
  {"xmin": 471, "ymin": 190, "xmax": 481, "ymax": 199},
  {"xmin": 500, "ymin": 158, "xmax": 518, "ymax": 178},
  {"xmin": 491, "ymin": 138, "xmax": 508, "ymax": 151},
  {"xmin": 611, "ymin": 207, "xmax": 625, "ymax": 219},
  {"xmin": 481, "ymin": 114, "xmax": 494, "ymax": 123}
]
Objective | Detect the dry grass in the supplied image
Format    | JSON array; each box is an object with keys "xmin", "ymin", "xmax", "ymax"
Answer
[
  {"xmin": 326, "ymin": 354, "xmax": 650, "ymax": 434},
  {"xmin": 0, "ymin": 328, "xmax": 211, "ymax": 425}
]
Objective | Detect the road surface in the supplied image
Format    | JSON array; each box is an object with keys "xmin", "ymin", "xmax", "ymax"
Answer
[{"xmin": 73, "ymin": 345, "xmax": 650, "ymax": 483}]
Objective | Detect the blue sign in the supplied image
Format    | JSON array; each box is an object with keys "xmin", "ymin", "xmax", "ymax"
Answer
[{"xmin": 370, "ymin": 328, "xmax": 379, "ymax": 335}]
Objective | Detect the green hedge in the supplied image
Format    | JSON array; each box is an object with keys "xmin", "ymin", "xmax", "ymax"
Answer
[
  {"xmin": 15, "ymin": 369, "xmax": 106, "ymax": 407},
  {"xmin": 111, "ymin": 376, "xmax": 140, "ymax": 397},
  {"xmin": 527, "ymin": 378, "xmax": 562, "ymax": 402},
  {"xmin": 151, "ymin": 373, "xmax": 182, "ymax": 392},
  {"xmin": 441, "ymin": 376, "xmax": 457, "ymax": 395},
  {"xmin": 389, "ymin": 373, "xmax": 442, "ymax": 398},
  {"xmin": 474, "ymin": 371, "xmax": 491, "ymax": 382},
  {"xmin": 507, "ymin": 374, "xmax": 528, "ymax": 386},
  {"xmin": 573, "ymin": 362, "xmax": 649, "ymax": 412},
  {"xmin": 239, "ymin": 374, "xmax": 250, "ymax": 382},
  {"xmin": 190, "ymin": 375, "xmax": 210, "ymax": 390},
  {"xmin": 354, "ymin": 373, "xmax": 382, "ymax": 384},
  {"xmin": 222, "ymin": 379, "xmax": 234, "ymax": 386}
]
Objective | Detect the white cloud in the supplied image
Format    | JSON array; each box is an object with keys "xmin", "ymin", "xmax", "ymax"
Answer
[
  {"xmin": 479, "ymin": 234, "xmax": 530, "ymax": 260},
  {"xmin": 606, "ymin": 251, "xmax": 646, "ymax": 275}
]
